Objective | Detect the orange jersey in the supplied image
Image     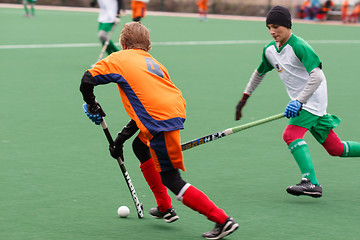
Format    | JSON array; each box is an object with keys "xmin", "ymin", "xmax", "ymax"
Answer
[
  {"xmin": 89, "ymin": 49, "xmax": 186, "ymax": 139},
  {"xmin": 197, "ymin": 0, "xmax": 208, "ymax": 11},
  {"xmin": 131, "ymin": 1, "xmax": 147, "ymax": 19},
  {"xmin": 301, "ymin": 0, "xmax": 310, "ymax": 10},
  {"xmin": 342, "ymin": 0, "xmax": 349, "ymax": 14},
  {"xmin": 353, "ymin": 4, "xmax": 360, "ymax": 14}
]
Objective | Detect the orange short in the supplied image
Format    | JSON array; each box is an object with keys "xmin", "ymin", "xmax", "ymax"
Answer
[
  {"xmin": 131, "ymin": 1, "xmax": 147, "ymax": 19},
  {"xmin": 137, "ymin": 130, "xmax": 185, "ymax": 173}
]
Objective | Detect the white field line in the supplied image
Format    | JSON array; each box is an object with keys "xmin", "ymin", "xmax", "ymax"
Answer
[
  {"xmin": 1, "ymin": 40, "xmax": 360, "ymax": 50},
  {"xmin": 1, "ymin": 4, "xmax": 359, "ymax": 50},
  {"xmin": 0, "ymin": 43, "xmax": 100, "ymax": 49},
  {"xmin": 1, "ymin": 3, "xmax": 360, "ymax": 26}
]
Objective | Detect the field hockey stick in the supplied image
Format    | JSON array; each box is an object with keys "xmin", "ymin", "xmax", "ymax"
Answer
[
  {"xmin": 92, "ymin": 20, "xmax": 120, "ymax": 66},
  {"xmin": 181, "ymin": 113, "xmax": 284, "ymax": 151},
  {"xmin": 100, "ymin": 119, "xmax": 144, "ymax": 218}
]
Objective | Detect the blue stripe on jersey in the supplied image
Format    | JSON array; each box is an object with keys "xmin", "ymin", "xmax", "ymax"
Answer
[
  {"xmin": 150, "ymin": 132, "xmax": 174, "ymax": 172},
  {"xmin": 93, "ymin": 73, "xmax": 124, "ymax": 84},
  {"xmin": 93, "ymin": 73, "xmax": 185, "ymax": 135}
]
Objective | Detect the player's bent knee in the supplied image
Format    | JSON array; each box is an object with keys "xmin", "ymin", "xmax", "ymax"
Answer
[
  {"xmin": 283, "ymin": 130, "xmax": 297, "ymax": 145},
  {"xmin": 98, "ymin": 30, "xmax": 108, "ymax": 42},
  {"xmin": 132, "ymin": 136, "xmax": 151, "ymax": 163},
  {"xmin": 160, "ymin": 169, "xmax": 187, "ymax": 195},
  {"xmin": 323, "ymin": 143, "xmax": 343, "ymax": 156},
  {"xmin": 322, "ymin": 129, "xmax": 344, "ymax": 156},
  {"xmin": 283, "ymin": 125, "xmax": 307, "ymax": 145}
]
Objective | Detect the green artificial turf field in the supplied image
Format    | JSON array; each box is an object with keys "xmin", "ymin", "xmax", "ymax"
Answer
[{"xmin": 1, "ymin": 5, "xmax": 359, "ymax": 240}]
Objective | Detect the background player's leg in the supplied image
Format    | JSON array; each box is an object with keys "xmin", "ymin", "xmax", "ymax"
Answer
[
  {"xmin": 341, "ymin": 141, "xmax": 360, "ymax": 157},
  {"xmin": 30, "ymin": 3, "xmax": 35, "ymax": 16},
  {"xmin": 288, "ymin": 139, "xmax": 319, "ymax": 185},
  {"xmin": 319, "ymin": 129, "xmax": 360, "ymax": 157},
  {"xmin": 23, "ymin": 0, "xmax": 29, "ymax": 17},
  {"xmin": 283, "ymin": 125, "xmax": 319, "ymax": 185},
  {"xmin": 98, "ymin": 24, "xmax": 119, "ymax": 56},
  {"xmin": 283, "ymin": 125, "xmax": 322, "ymax": 197}
]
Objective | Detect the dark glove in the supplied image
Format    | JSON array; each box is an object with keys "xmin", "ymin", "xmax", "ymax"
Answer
[
  {"xmin": 109, "ymin": 143, "xmax": 124, "ymax": 160},
  {"xmin": 82, "ymin": 102, "xmax": 106, "ymax": 125},
  {"xmin": 235, "ymin": 93, "xmax": 250, "ymax": 120},
  {"xmin": 284, "ymin": 100, "xmax": 302, "ymax": 118},
  {"xmin": 109, "ymin": 120, "xmax": 139, "ymax": 160},
  {"xmin": 90, "ymin": 0, "xmax": 97, "ymax": 7}
]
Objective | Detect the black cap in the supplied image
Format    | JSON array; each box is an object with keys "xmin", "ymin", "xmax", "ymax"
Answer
[{"xmin": 266, "ymin": 6, "xmax": 292, "ymax": 29}]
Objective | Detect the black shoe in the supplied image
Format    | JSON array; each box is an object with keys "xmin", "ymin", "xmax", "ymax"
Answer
[
  {"xmin": 286, "ymin": 178, "xmax": 322, "ymax": 198},
  {"xmin": 149, "ymin": 207, "xmax": 179, "ymax": 223},
  {"xmin": 202, "ymin": 217, "xmax": 239, "ymax": 239}
]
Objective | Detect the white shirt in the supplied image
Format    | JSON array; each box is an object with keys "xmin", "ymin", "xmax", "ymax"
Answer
[
  {"xmin": 98, "ymin": 0, "xmax": 118, "ymax": 23},
  {"xmin": 258, "ymin": 34, "xmax": 328, "ymax": 116}
]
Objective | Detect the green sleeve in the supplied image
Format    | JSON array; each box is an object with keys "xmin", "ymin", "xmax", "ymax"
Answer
[
  {"xmin": 256, "ymin": 44, "xmax": 274, "ymax": 76},
  {"xmin": 291, "ymin": 36, "xmax": 322, "ymax": 73}
]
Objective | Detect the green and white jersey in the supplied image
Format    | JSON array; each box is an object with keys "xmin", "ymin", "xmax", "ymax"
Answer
[
  {"xmin": 98, "ymin": 0, "xmax": 118, "ymax": 23},
  {"xmin": 257, "ymin": 34, "xmax": 327, "ymax": 116}
]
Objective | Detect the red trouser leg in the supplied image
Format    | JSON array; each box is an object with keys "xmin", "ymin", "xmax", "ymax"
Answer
[
  {"xmin": 283, "ymin": 125, "xmax": 344, "ymax": 156},
  {"xmin": 282, "ymin": 125, "xmax": 308, "ymax": 145},
  {"xmin": 322, "ymin": 129, "xmax": 344, "ymax": 156}
]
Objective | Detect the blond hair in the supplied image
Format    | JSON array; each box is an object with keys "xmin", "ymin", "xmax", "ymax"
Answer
[{"xmin": 119, "ymin": 22, "xmax": 151, "ymax": 51}]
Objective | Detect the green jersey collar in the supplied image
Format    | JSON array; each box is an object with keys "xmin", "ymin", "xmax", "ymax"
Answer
[{"xmin": 273, "ymin": 33, "xmax": 294, "ymax": 53}]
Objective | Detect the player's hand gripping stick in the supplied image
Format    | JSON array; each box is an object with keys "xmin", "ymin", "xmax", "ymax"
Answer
[{"xmin": 100, "ymin": 119, "xmax": 144, "ymax": 218}]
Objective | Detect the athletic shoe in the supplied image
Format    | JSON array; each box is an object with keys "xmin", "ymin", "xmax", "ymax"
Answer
[
  {"xmin": 286, "ymin": 178, "xmax": 322, "ymax": 198},
  {"xmin": 149, "ymin": 207, "xmax": 179, "ymax": 223},
  {"xmin": 202, "ymin": 217, "xmax": 239, "ymax": 240}
]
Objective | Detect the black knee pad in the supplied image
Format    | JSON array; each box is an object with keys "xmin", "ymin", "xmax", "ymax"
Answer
[
  {"xmin": 132, "ymin": 136, "xmax": 151, "ymax": 163},
  {"xmin": 160, "ymin": 169, "xmax": 187, "ymax": 195}
]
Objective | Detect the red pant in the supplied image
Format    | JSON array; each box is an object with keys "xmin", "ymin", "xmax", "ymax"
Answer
[{"xmin": 283, "ymin": 125, "xmax": 344, "ymax": 156}]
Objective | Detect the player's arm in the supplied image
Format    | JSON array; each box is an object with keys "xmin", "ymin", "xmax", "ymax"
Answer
[
  {"xmin": 285, "ymin": 40, "xmax": 323, "ymax": 118},
  {"xmin": 235, "ymin": 70, "xmax": 265, "ymax": 120},
  {"xmin": 284, "ymin": 67, "xmax": 323, "ymax": 118},
  {"xmin": 243, "ymin": 69, "xmax": 266, "ymax": 95},
  {"xmin": 80, "ymin": 71, "xmax": 97, "ymax": 106},
  {"xmin": 80, "ymin": 70, "xmax": 106, "ymax": 125},
  {"xmin": 235, "ymin": 47, "xmax": 272, "ymax": 120},
  {"xmin": 109, "ymin": 120, "xmax": 139, "ymax": 160},
  {"xmin": 296, "ymin": 67, "xmax": 323, "ymax": 104}
]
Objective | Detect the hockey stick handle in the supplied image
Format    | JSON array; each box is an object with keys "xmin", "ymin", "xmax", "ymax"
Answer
[
  {"xmin": 100, "ymin": 119, "xmax": 144, "ymax": 218},
  {"xmin": 231, "ymin": 113, "xmax": 284, "ymax": 133},
  {"xmin": 100, "ymin": 119, "xmax": 115, "ymax": 145},
  {"xmin": 181, "ymin": 113, "xmax": 284, "ymax": 151}
]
